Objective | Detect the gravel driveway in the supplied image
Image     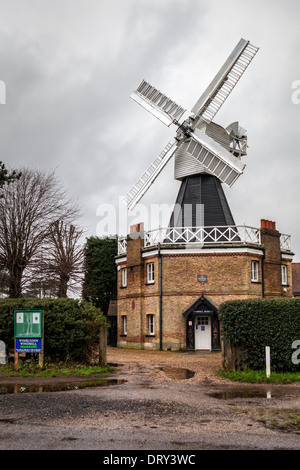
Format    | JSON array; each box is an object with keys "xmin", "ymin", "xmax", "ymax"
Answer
[
  {"xmin": 0, "ymin": 346, "xmax": 299, "ymax": 451},
  {"xmin": 107, "ymin": 347, "xmax": 224, "ymax": 382}
]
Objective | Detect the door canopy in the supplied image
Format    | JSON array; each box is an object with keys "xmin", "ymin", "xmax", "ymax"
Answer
[
  {"xmin": 183, "ymin": 295, "xmax": 220, "ymax": 351},
  {"xmin": 182, "ymin": 294, "xmax": 219, "ymax": 319}
]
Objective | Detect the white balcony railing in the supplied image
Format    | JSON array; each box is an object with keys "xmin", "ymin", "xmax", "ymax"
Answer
[
  {"xmin": 117, "ymin": 225, "xmax": 292, "ymax": 255},
  {"xmin": 280, "ymin": 233, "xmax": 292, "ymax": 252}
]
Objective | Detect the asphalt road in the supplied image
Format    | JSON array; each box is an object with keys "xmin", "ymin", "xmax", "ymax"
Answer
[{"xmin": 0, "ymin": 347, "xmax": 299, "ymax": 453}]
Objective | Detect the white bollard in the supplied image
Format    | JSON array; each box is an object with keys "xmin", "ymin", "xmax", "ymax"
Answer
[
  {"xmin": 265, "ymin": 346, "xmax": 271, "ymax": 378},
  {"xmin": 0, "ymin": 341, "xmax": 6, "ymax": 365}
]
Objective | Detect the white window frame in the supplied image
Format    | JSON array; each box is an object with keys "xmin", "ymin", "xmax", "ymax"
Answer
[
  {"xmin": 148, "ymin": 314, "xmax": 155, "ymax": 336},
  {"xmin": 147, "ymin": 262, "xmax": 154, "ymax": 284},
  {"xmin": 251, "ymin": 260, "xmax": 259, "ymax": 282},
  {"xmin": 121, "ymin": 267, "xmax": 127, "ymax": 287},
  {"xmin": 281, "ymin": 264, "xmax": 287, "ymax": 286},
  {"xmin": 122, "ymin": 315, "xmax": 127, "ymax": 335}
]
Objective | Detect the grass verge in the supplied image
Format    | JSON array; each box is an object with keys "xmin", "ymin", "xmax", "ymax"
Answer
[
  {"xmin": 217, "ymin": 369, "xmax": 300, "ymax": 384},
  {"xmin": 0, "ymin": 358, "xmax": 114, "ymax": 378},
  {"xmin": 250, "ymin": 408, "xmax": 300, "ymax": 433}
]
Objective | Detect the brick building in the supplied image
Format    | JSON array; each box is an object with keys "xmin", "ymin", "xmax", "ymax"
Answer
[
  {"xmin": 115, "ymin": 219, "xmax": 294, "ymax": 351},
  {"xmin": 292, "ymin": 263, "xmax": 300, "ymax": 297},
  {"xmin": 117, "ymin": 38, "xmax": 271, "ymax": 352}
]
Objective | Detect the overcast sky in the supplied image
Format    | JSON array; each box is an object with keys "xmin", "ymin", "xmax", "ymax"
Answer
[{"xmin": 1, "ymin": 0, "xmax": 300, "ymax": 260}]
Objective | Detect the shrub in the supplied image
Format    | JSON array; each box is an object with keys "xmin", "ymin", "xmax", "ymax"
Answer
[
  {"xmin": 0, "ymin": 298, "xmax": 106, "ymax": 362},
  {"xmin": 219, "ymin": 298, "xmax": 300, "ymax": 372}
]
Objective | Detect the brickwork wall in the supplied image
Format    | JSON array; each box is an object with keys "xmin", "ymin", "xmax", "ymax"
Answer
[
  {"xmin": 161, "ymin": 252, "xmax": 263, "ymax": 298},
  {"xmin": 116, "ymin": 225, "xmax": 293, "ymax": 351},
  {"xmin": 261, "ymin": 227, "xmax": 282, "ymax": 297},
  {"xmin": 158, "ymin": 252, "xmax": 263, "ymax": 350},
  {"xmin": 261, "ymin": 227, "xmax": 293, "ymax": 298}
]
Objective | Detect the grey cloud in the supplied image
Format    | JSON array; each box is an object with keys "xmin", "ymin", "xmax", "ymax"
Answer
[{"xmin": 0, "ymin": 0, "xmax": 299, "ymax": 258}]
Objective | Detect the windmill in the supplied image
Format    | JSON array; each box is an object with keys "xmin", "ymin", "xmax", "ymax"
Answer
[{"xmin": 124, "ymin": 38, "xmax": 259, "ymax": 231}]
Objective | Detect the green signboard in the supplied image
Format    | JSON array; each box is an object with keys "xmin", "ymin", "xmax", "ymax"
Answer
[{"xmin": 14, "ymin": 310, "xmax": 43, "ymax": 338}]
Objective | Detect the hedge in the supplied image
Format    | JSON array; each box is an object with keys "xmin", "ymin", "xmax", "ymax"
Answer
[
  {"xmin": 219, "ymin": 298, "xmax": 300, "ymax": 372},
  {"xmin": 0, "ymin": 298, "xmax": 106, "ymax": 362}
]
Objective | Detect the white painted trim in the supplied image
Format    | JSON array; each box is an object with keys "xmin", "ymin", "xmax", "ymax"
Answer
[
  {"xmin": 281, "ymin": 253, "xmax": 294, "ymax": 260},
  {"xmin": 118, "ymin": 247, "xmax": 292, "ymax": 261},
  {"xmin": 142, "ymin": 247, "xmax": 264, "ymax": 257},
  {"xmin": 251, "ymin": 260, "xmax": 259, "ymax": 282},
  {"xmin": 147, "ymin": 262, "xmax": 155, "ymax": 283},
  {"xmin": 143, "ymin": 250, "xmax": 159, "ymax": 258}
]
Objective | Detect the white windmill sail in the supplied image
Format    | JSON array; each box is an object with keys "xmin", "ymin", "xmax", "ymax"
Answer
[
  {"xmin": 131, "ymin": 80, "xmax": 186, "ymax": 126},
  {"xmin": 191, "ymin": 39, "xmax": 259, "ymax": 124},
  {"xmin": 124, "ymin": 38, "xmax": 259, "ymax": 210},
  {"xmin": 124, "ymin": 139, "xmax": 177, "ymax": 210},
  {"xmin": 184, "ymin": 129, "xmax": 246, "ymax": 186}
]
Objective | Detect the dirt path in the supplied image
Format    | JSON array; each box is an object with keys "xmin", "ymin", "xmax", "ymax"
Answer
[
  {"xmin": 0, "ymin": 347, "xmax": 299, "ymax": 451},
  {"xmin": 107, "ymin": 346, "xmax": 225, "ymax": 383}
]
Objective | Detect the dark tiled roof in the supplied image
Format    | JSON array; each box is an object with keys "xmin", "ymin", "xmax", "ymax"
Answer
[
  {"xmin": 107, "ymin": 300, "xmax": 117, "ymax": 316},
  {"xmin": 169, "ymin": 174, "xmax": 236, "ymax": 228}
]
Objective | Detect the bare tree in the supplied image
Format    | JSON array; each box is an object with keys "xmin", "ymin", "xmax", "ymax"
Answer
[
  {"xmin": 42, "ymin": 220, "xmax": 84, "ymax": 298},
  {"xmin": 0, "ymin": 167, "xmax": 80, "ymax": 298}
]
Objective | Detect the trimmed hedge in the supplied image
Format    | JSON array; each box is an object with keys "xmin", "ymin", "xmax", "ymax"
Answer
[
  {"xmin": 0, "ymin": 298, "xmax": 106, "ymax": 362},
  {"xmin": 219, "ymin": 298, "xmax": 300, "ymax": 372}
]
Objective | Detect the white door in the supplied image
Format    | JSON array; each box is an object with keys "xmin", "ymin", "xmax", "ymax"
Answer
[{"xmin": 194, "ymin": 316, "xmax": 211, "ymax": 350}]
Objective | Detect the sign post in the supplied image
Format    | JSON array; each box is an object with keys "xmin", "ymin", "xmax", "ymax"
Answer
[
  {"xmin": 39, "ymin": 312, "xmax": 44, "ymax": 370},
  {"xmin": 14, "ymin": 339, "xmax": 18, "ymax": 372},
  {"xmin": 265, "ymin": 346, "xmax": 271, "ymax": 378},
  {"xmin": 0, "ymin": 340, "xmax": 5, "ymax": 365},
  {"xmin": 14, "ymin": 310, "xmax": 44, "ymax": 371}
]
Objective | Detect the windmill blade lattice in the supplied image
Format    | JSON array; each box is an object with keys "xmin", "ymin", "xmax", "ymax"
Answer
[
  {"xmin": 131, "ymin": 80, "xmax": 186, "ymax": 127},
  {"xmin": 183, "ymin": 129, "xmax": 245, "ymax": 187},
  {"xmin": 123, "ymin": 38, "xmax": 259, "ymax": 211},
  {"xmin": 124, "ymin": 139, "xmax": 177, "ymax": 210},
  {"xmin": 191, "ymin": 39, "xmax": 259, "ymax": 124}
]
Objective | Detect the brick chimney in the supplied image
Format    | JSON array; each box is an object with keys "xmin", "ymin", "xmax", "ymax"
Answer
[
  {"xmin": 126, "ymin": 222, "xmax": 144, "ymax": 268},
  {"xmin": 261, "ymin": 219, "xmax": 276, "ymax": 230},
  {"xmin": 260, "ymin": 219, "xmax": 282, "ymax": 297},
  {"xmin": 129, "ymin": 222, "xmax": 144, "ymax": 235}
]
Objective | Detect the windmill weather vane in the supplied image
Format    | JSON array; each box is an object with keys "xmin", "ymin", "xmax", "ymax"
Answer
[{"xmin": 123, "ymin": 38, "xmax": 259, "ymax": 229}]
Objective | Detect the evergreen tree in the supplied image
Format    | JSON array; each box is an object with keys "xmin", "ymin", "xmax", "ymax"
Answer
[
  {"xmin": 82, "ymin": 236, "xmax": 117, "ymax": 314},
  {"xmin": 0, "ymin": 161, "xmax": 21, "ymax": 194}
]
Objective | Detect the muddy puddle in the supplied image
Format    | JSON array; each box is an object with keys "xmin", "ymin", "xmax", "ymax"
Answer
[
  {"xmin": 159, "ymin": 367, "xmax": 195, "ymax": 380},
  {"xmin": 208, "ymin": 389, "xmax": 299, "ymax": 400},
  {"xmin": 0, "ymin": 378, "xmax": 126, "ymax": 395}
]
